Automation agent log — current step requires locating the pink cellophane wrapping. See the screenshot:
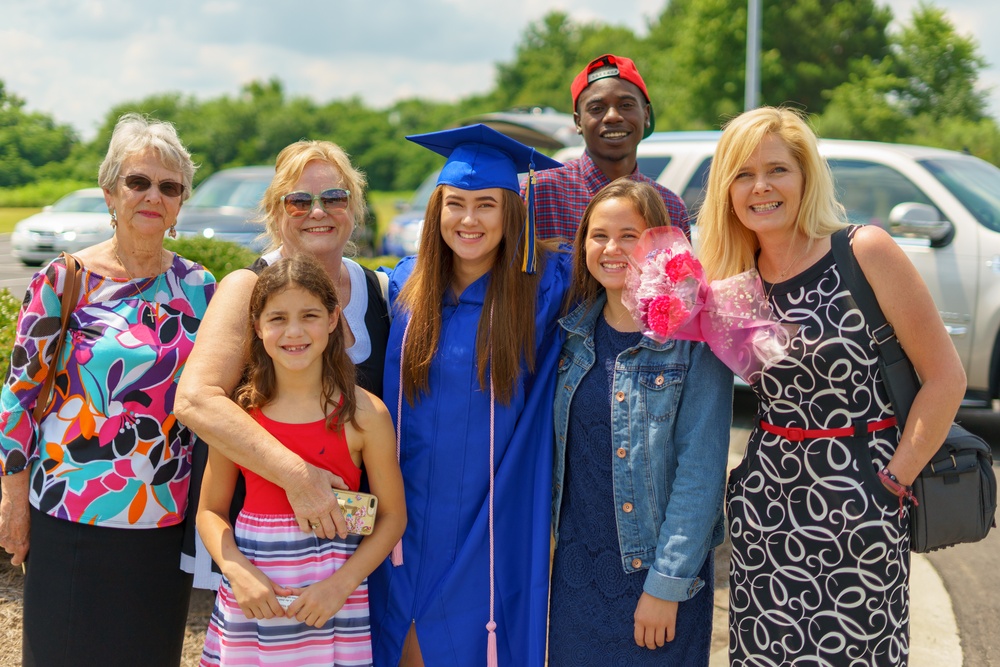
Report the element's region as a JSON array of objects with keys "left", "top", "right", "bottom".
[{"left": 622, "top": 226, "right": 794, "bottom": 382}]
